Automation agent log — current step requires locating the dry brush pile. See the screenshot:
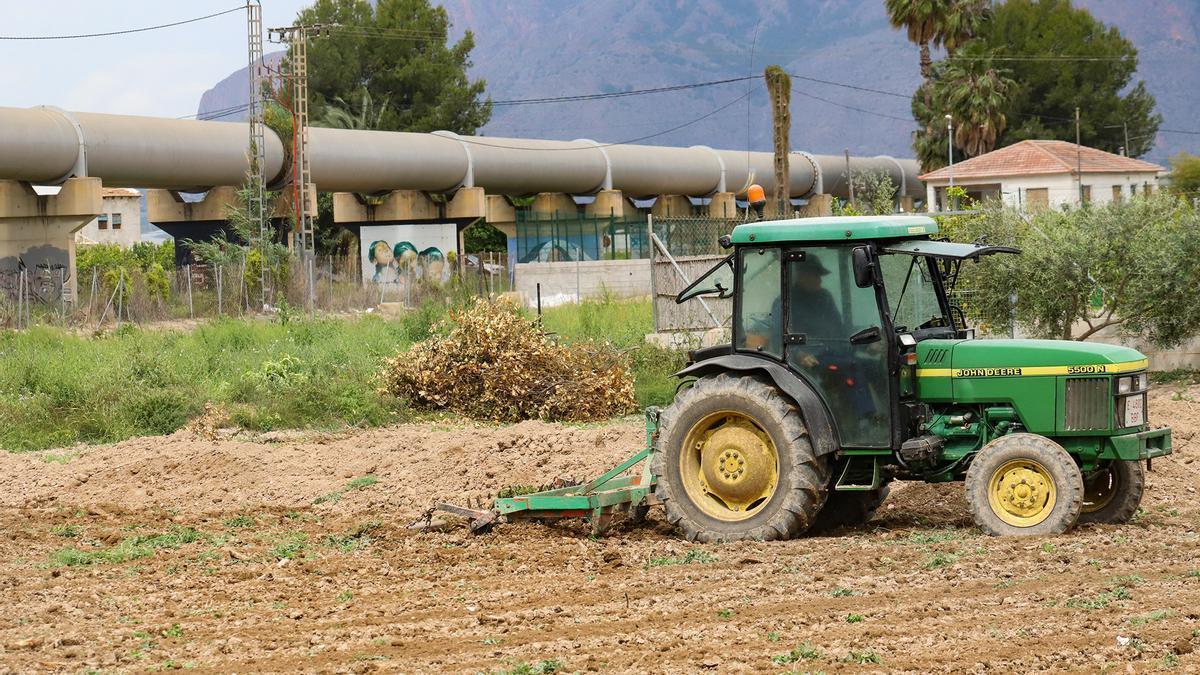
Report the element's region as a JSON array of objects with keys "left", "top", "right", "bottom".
[{"left": 378, "top": 298, "right": 637, "bottom": 422}]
